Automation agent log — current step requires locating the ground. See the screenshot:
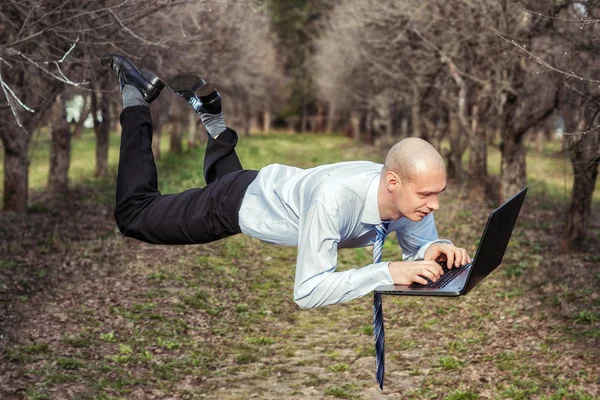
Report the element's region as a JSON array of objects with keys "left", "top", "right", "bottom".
[{"left": 0, "top": 133, "right": 599, "bottom": 400}]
